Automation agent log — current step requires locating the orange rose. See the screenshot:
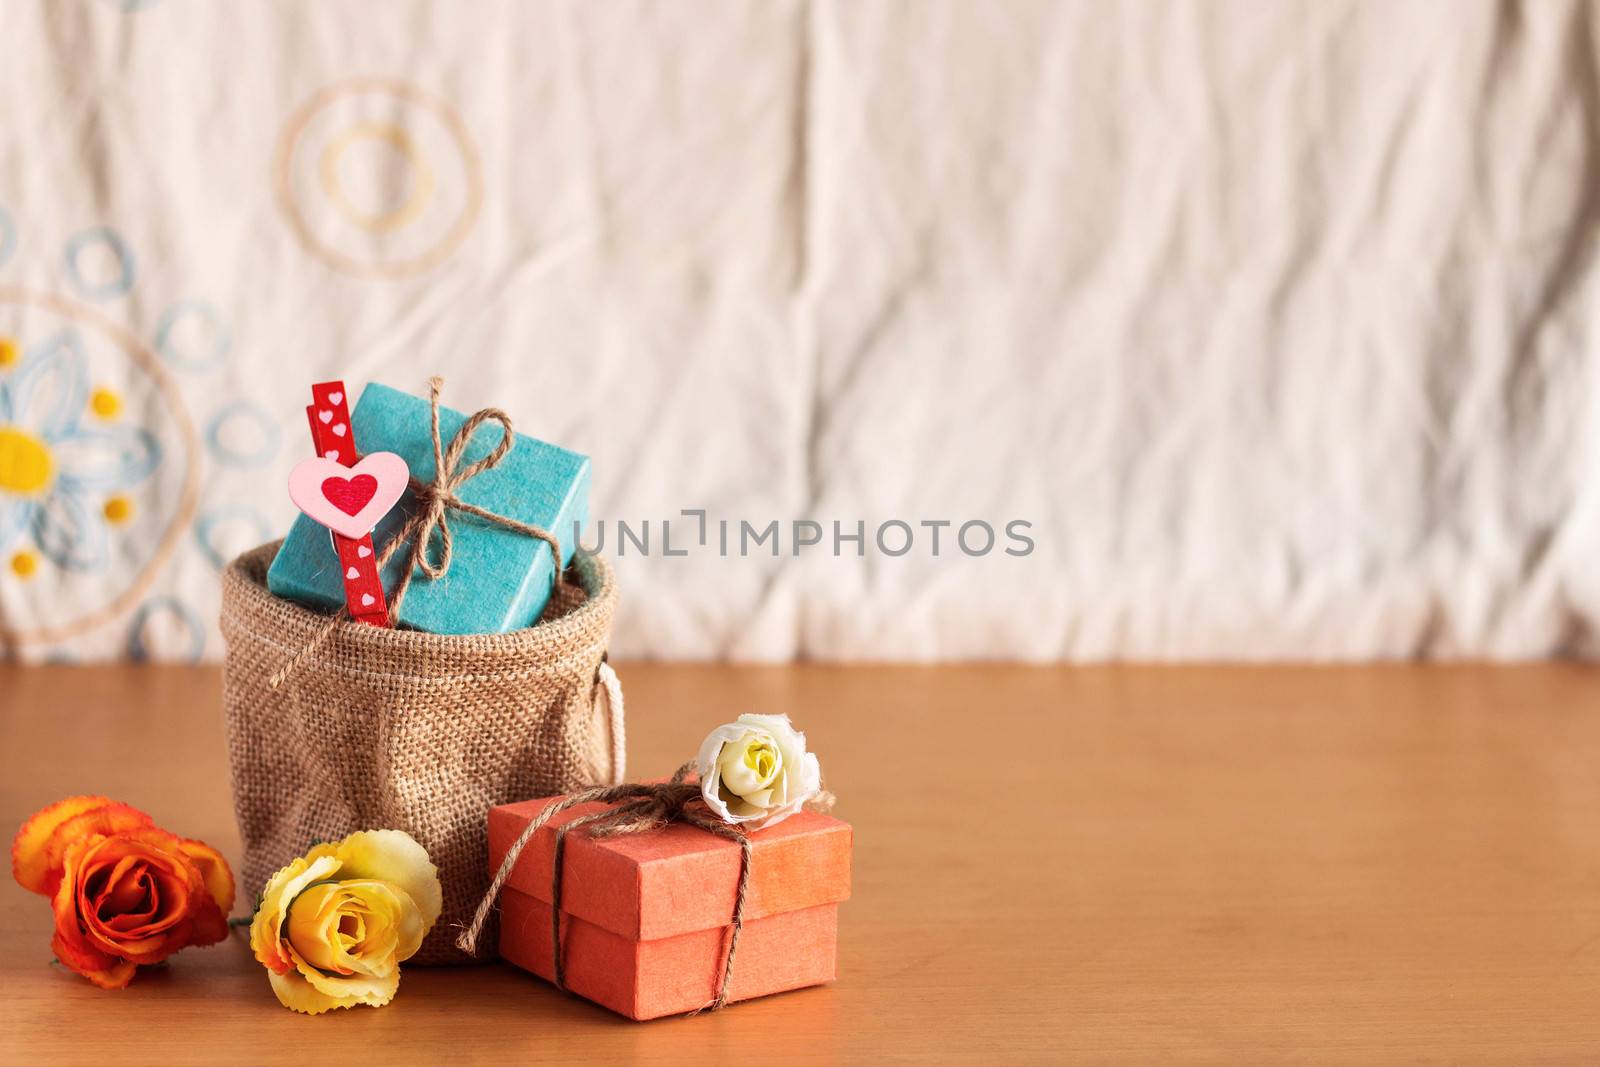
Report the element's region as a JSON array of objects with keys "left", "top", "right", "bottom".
[{"left": 11, "top": 796, "right": 234, "bottom": 989}]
